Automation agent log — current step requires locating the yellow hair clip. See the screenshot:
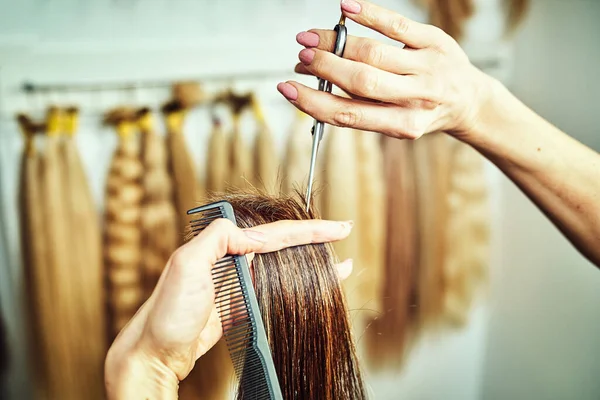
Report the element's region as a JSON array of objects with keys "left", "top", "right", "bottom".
[
  {"left": 116, "top": 120, "right": 135, "bottom": 139},
  {"left": 64, "top": 107, "right": 79, "bottom": 137},
  {"left": 166, "top": 110, "right": 185, "bottom": 133},
  {"left": 138, "top": 111, "right": 154, "bottom": 133}
]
